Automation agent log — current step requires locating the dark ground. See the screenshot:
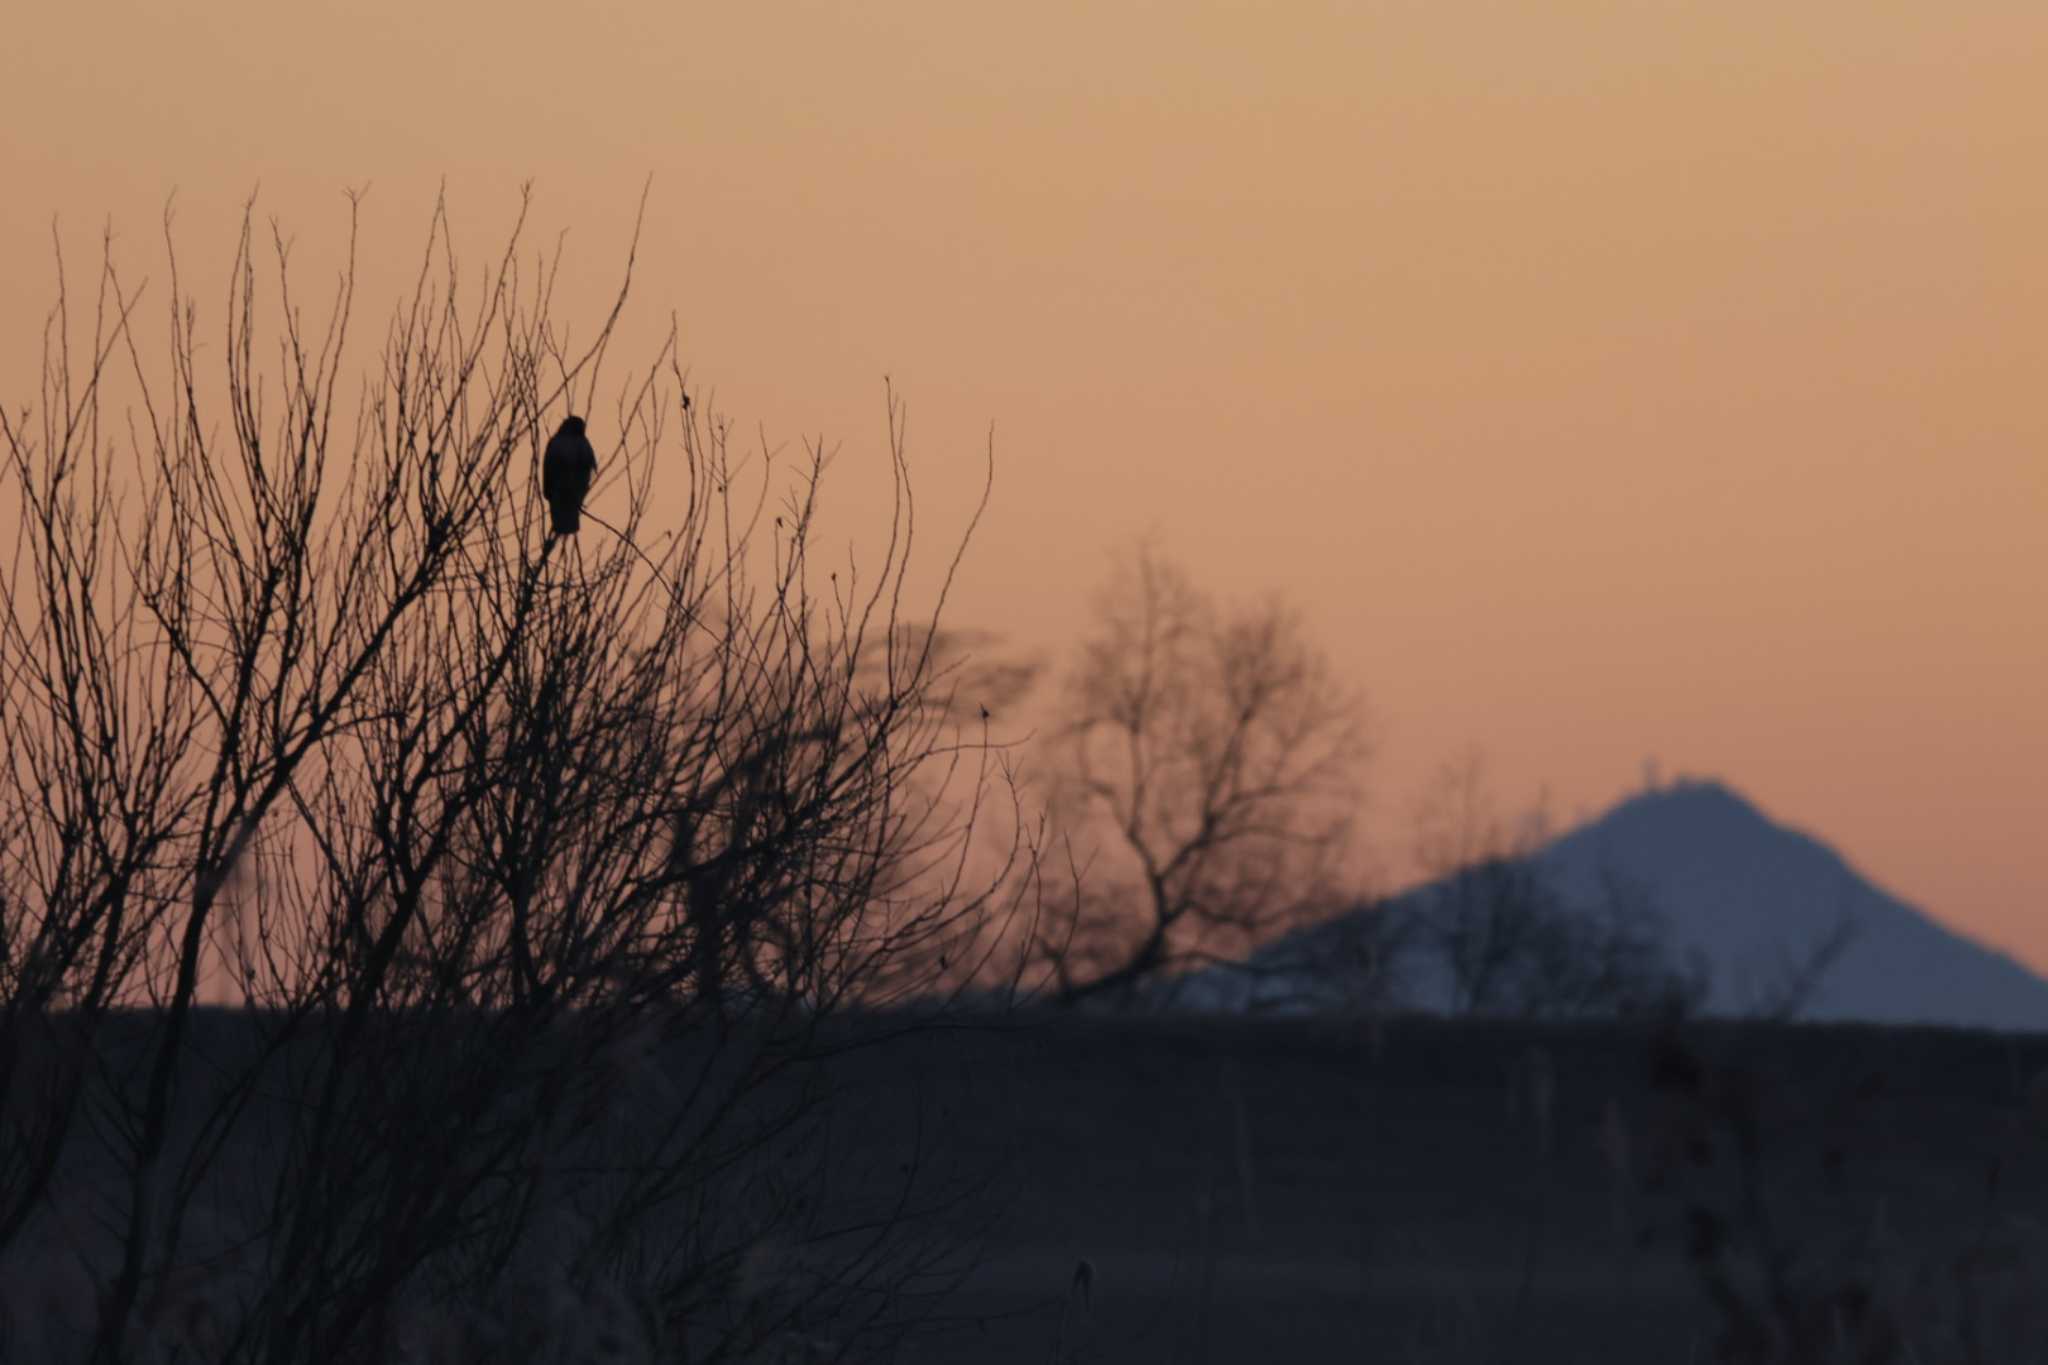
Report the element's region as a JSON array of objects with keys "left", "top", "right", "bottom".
[
  {"left": 21, "top": 1011, "right": 2048, "bottom": 1362},
  {"left": 826, "top": 1013, "right": 2048, "bottom": 1363}
]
